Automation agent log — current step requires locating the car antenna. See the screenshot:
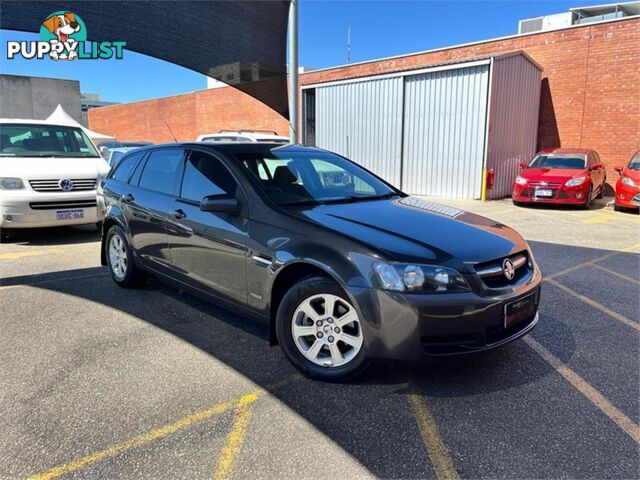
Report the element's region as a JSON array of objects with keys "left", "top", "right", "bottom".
[{"left": 164, "top": 120, "right": 178, "bottom": 142}]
